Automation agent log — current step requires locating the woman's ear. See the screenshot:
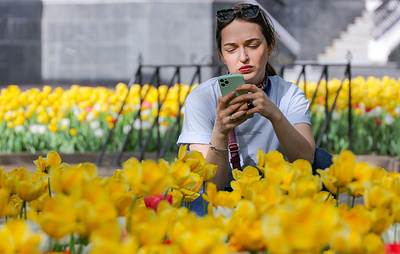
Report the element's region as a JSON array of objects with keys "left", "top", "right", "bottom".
[
  {"left": 267, "top": 41, "right": 275, "bottom": 58},
  {"left": 218, "top": 50, "right": 226, "bottom": 64}
]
